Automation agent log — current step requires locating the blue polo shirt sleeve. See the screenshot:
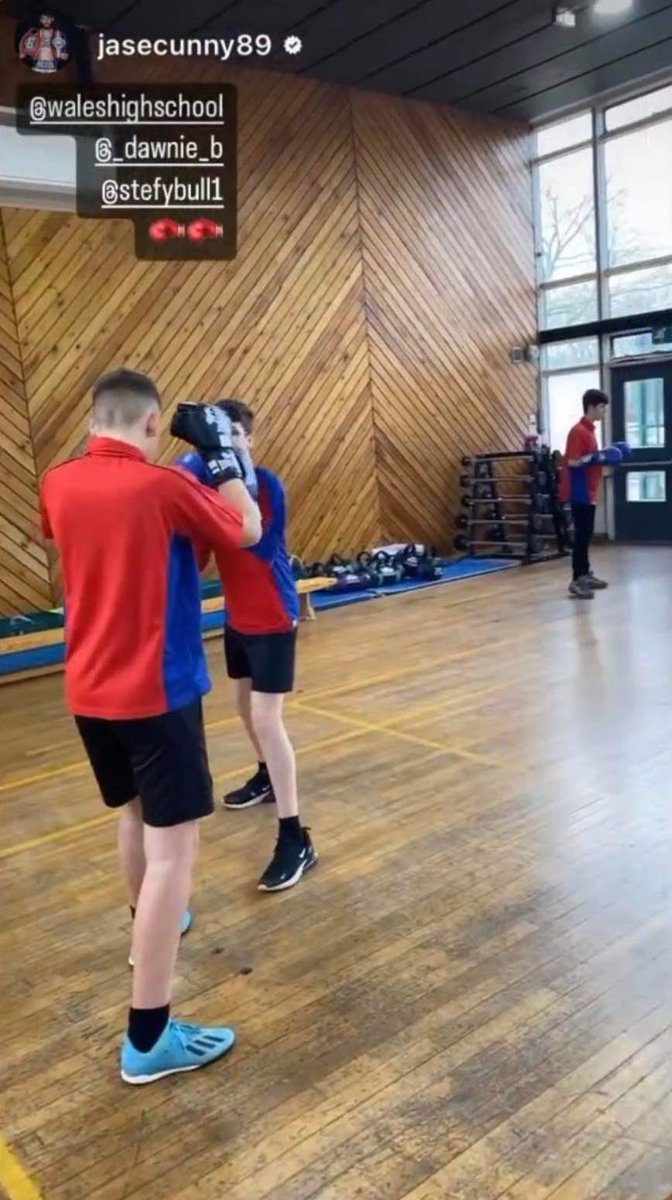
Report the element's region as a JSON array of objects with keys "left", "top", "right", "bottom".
[
  {"left": 175, "top": 451, "right": 216, "bottom": 488},
  {"left": 250, "top": 468, "right": 286, "bottom": 563},
  {"left": 174, "top": 452, "right": 218, "bottom": 570}
]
